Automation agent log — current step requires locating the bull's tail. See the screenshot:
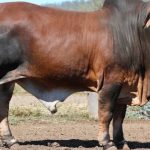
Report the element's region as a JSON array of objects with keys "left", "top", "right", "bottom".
[{"left": 0, "top": 69, "right": 26, "bottom": 85}]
